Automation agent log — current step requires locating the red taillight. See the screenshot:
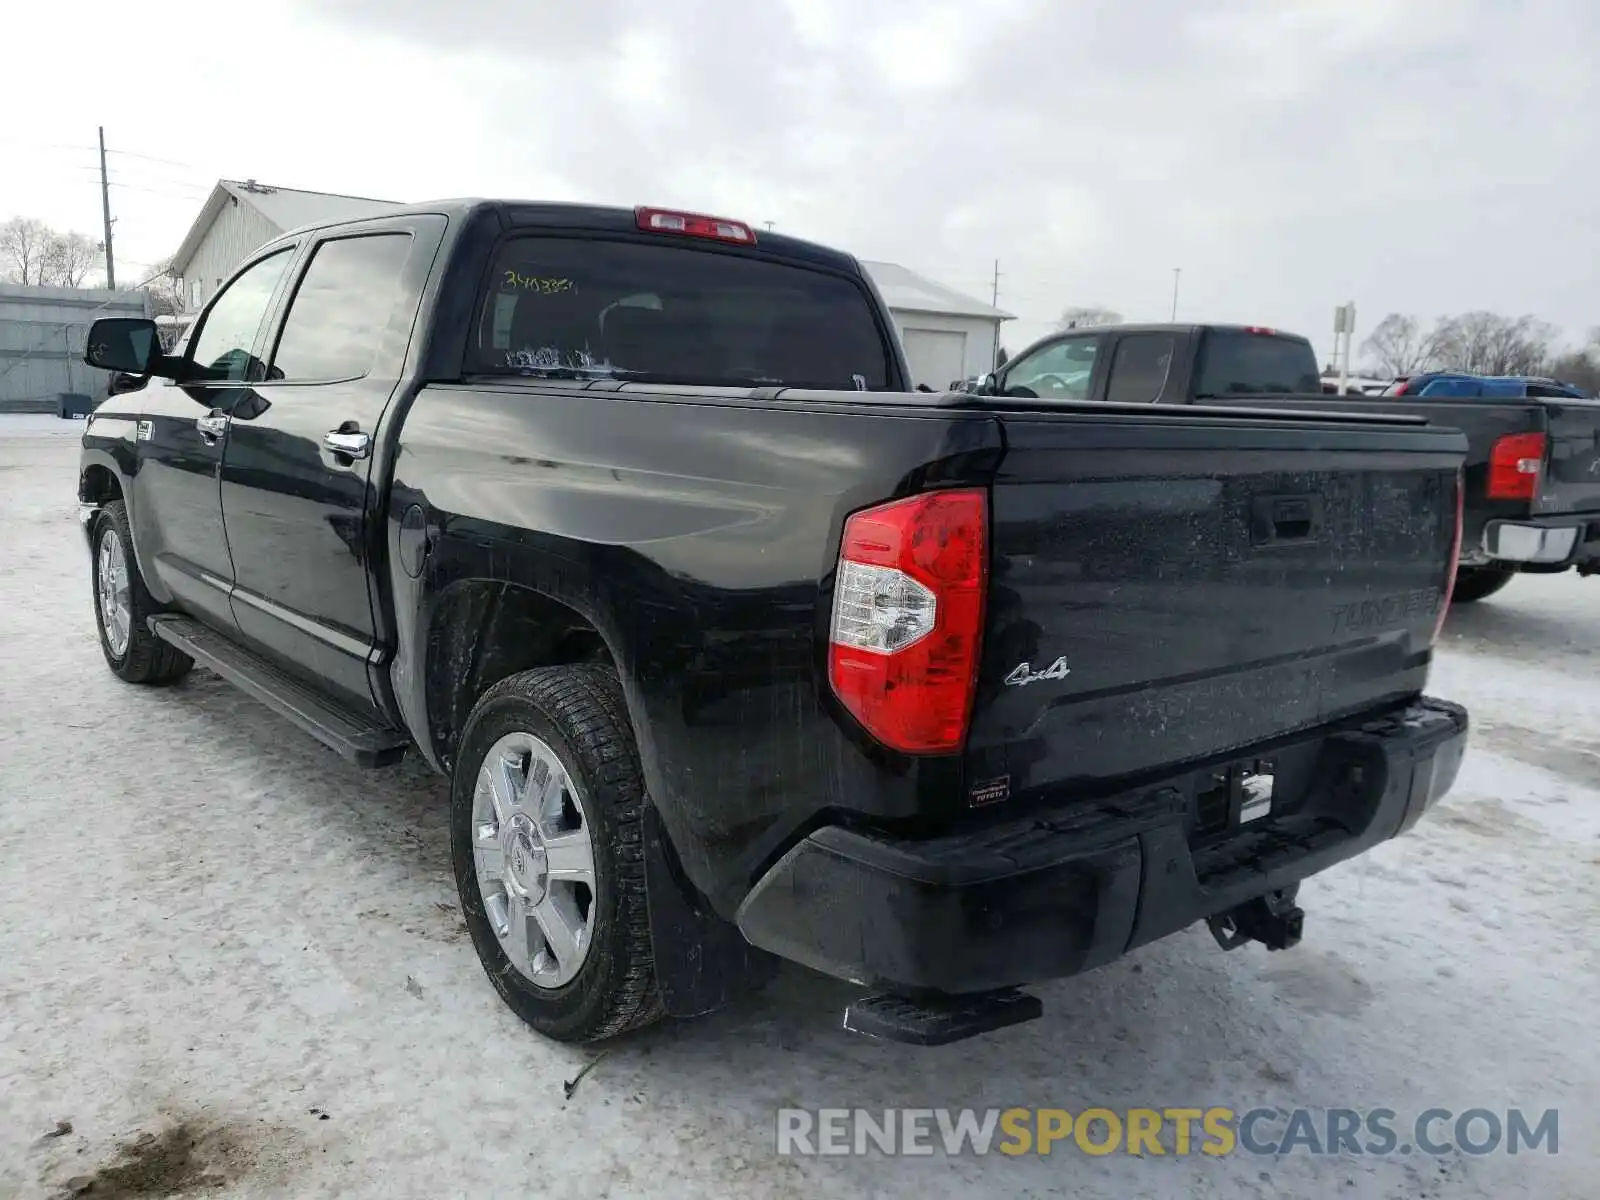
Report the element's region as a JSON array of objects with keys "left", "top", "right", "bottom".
[
  {"left": 828, "top": 489, "right": 987, "bottom": 754},
  {"left": 1486, "top": 432, "right": 1546, "bottom": 500},
  {"left": 1391, "top": 379, "right": 1412, "bottom": 395},
  {"left": 635, "top": 206, "right": 756, "bottom": 245},
  {"left": 1434, "top": 469, "right": 1464, "bottom": 644},
  {"left": 1243, "top": 326, "right": 1278, "bottom": 335}
]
